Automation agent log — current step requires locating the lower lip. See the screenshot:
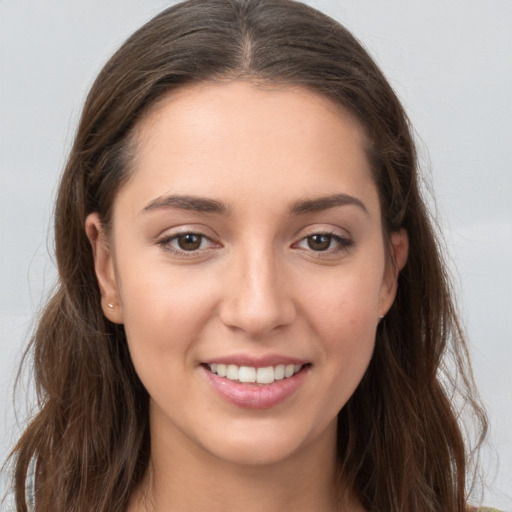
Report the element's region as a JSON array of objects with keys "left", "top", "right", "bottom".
[{"left": 202, "top": 366, "right": 309, "bottom": 410}]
